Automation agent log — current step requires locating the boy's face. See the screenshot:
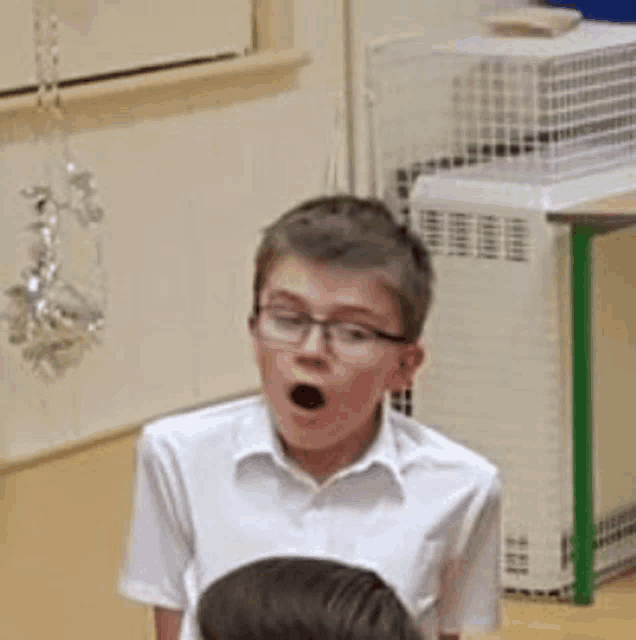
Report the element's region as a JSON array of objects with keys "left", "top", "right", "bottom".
[{"left": 250, "top": 253, "right": 424, "bottom": 455}]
